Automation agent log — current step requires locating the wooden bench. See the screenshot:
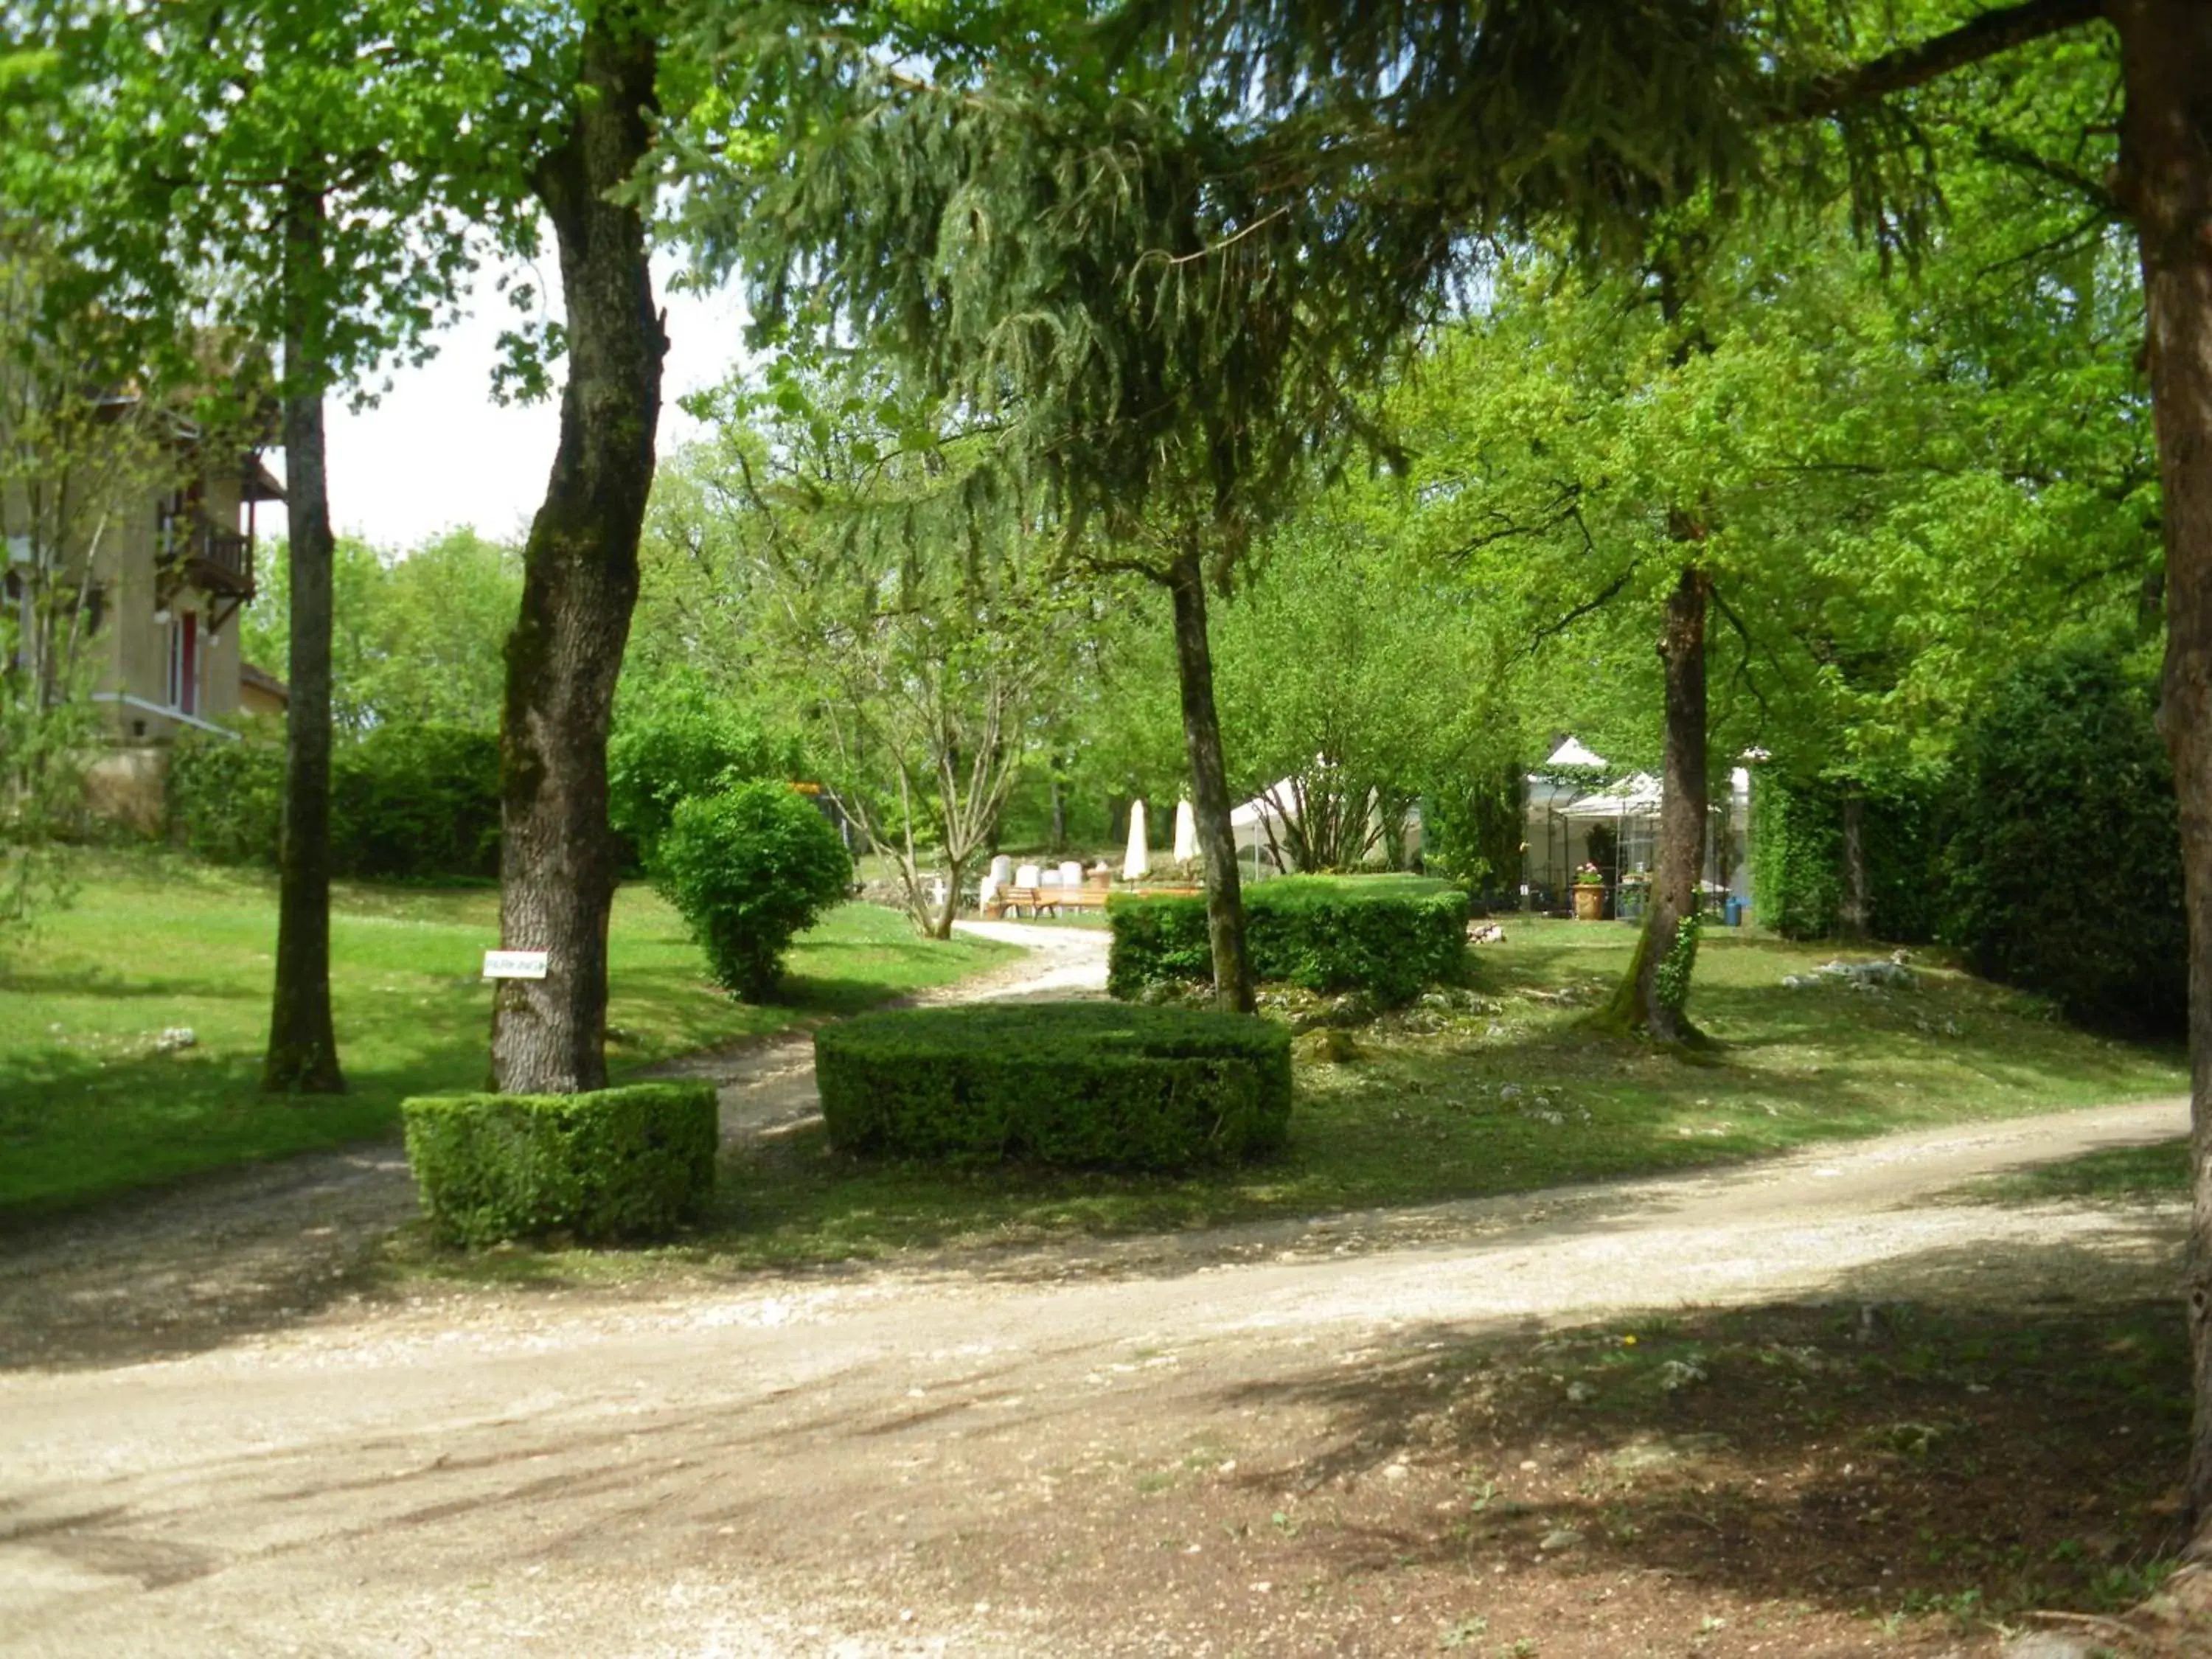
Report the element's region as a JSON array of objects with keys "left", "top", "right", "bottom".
[{"left": 986, "top": 880, "right": 1113, "bottom": 919}]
